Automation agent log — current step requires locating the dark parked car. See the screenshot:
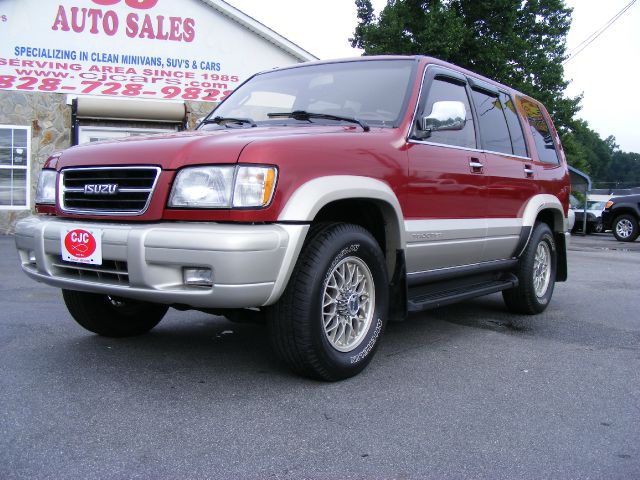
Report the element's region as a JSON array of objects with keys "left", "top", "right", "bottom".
[
  {"left": 602, "top": 194, "right": 640, "bottom": 242},
  {"left": 572, "top": 200, "right": 607, "bottom": 233}
]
